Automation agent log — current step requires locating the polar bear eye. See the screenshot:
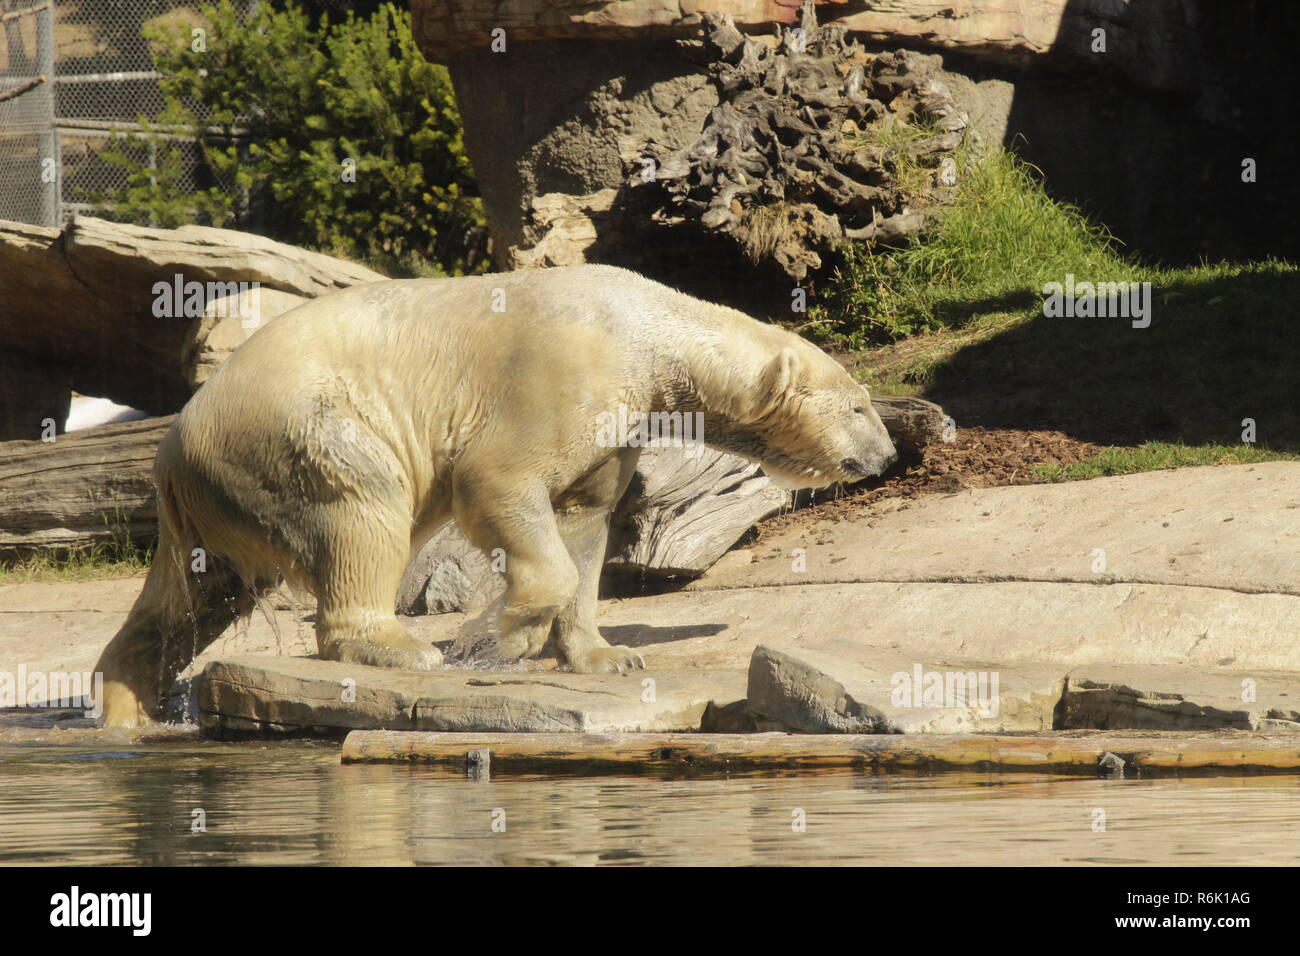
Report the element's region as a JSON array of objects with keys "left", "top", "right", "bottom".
[{"left": 852, "top": 406, "right": 866, "bottom": 415}]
